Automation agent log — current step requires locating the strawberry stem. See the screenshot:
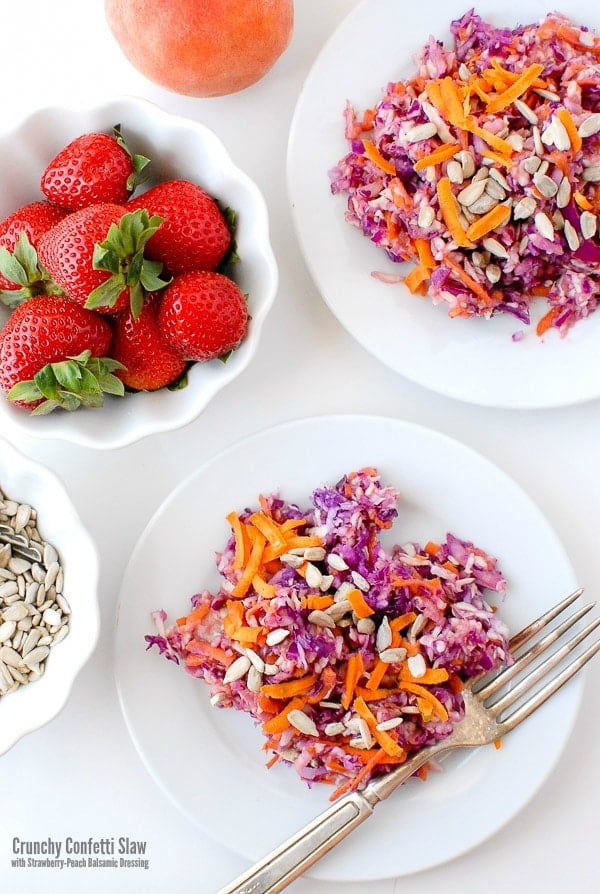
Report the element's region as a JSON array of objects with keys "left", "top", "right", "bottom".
[
  {"left": 0, "top": 231, "right": 65, "bottom": 307},
  {"left": 86, "top": 209, "right": 171, "bottom": 319},
  {"left": 7, "top": 349, "right": 126, "bottom": 414},
  {"left": 112, "top": 124, "right": 151, "bottom": 193}
]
